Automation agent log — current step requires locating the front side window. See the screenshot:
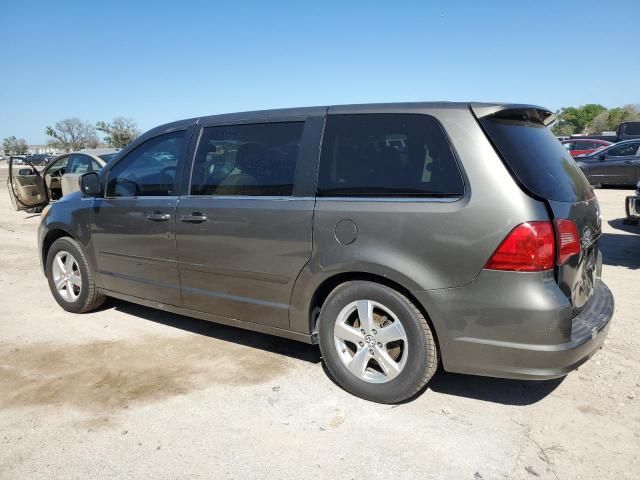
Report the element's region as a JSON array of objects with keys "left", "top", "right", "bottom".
[
  {"left": 106, "top": 131, "right": 185, "bottom": 197},
  {"left": 607, "top": 143, "right": 639, "bottom": 157},
  {"left": 67, "top": 154, "right": 100, "bottom": 174},
  {"left": 190, "top": 122, "right": 304, "bottom": 196},
  {"left": 317, "top": 114, "right": 464, "bottom": 197},
  {"left": 47, "top": 156, "right": 69, "bottom": 175}
]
